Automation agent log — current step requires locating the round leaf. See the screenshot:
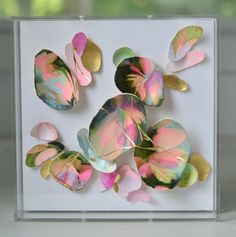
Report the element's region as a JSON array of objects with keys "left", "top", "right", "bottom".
[
  {"left": 115, "top": 57, "right": 164, "bottom": 106},
  {"left": 89, "top": 94, "right": 147, "bottom": 161},
  {"left": 134, "top": 119, "right": 190, "bottom": 190}
]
